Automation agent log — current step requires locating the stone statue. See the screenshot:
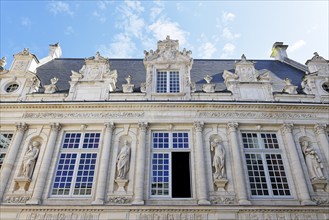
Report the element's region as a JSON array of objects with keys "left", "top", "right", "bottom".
[
  {"left": 211, "top": 138, "right": 225, "bottom": 179},
  {"left": 116, "top": 140, "right": 131, "bottom": 179},
  {"left": 22, "top": 141, "right": 40, "bottom": 179},
  {"left": 301, "top": 140, "right": 326, "bottom": 181}
]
